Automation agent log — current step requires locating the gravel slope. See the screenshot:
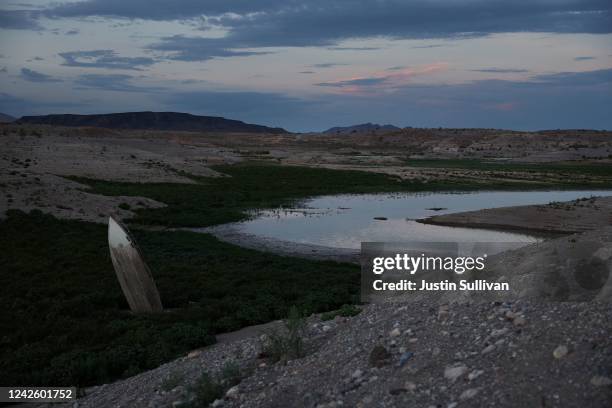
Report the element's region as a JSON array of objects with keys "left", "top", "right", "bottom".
[{"left": 56, "top": 228, "right": 612, "bottom": 408}]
